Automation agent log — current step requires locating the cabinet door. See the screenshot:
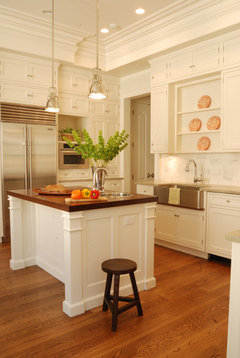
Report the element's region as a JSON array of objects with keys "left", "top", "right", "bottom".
[
  {"left": 176, "top": 208, "right": 204, "bottom": 251},
  {"left": 27, "top": 88, "right": 49, "bottom": 106},
  {"left": 206, "top": 206, "right": 237, "bottom": 259},
  {"left": 92, "top": 118, "right": 119, "bottom": 142},
  {"left": 151, "top": 61, "right": 168, "bottom": 86},
  {"left": 222, "top": 68, "right": 240, "bottom": 151},
  {"left": 223, "top": 36, "right": 240, "bottom": 68},
  {"left": 0, "top": 57, "right": 27, "bottom": 82},
  {"left": 103, "top": 78, "right": 119, "bottom": 99},
  {"left": 59, "top": 93, "right": 89, "bottom": 115},
  {"left": 168, "top": 52, "right": 192, "bottom": 80},
  {"left": 28, "top": 62, "right": 53, "bottom": 87},
  {"left": 59, "top": 70, "right": 89, "bottom": 94},
  {"left": 155, "top": 205, "right": 176, "bottom": 242},
  {"left": 192, "top": 43, "right": 220, "bottom": 74},
  {"left": 0, "top": 82, "right": 28, "bottom": 103},
  {"left": 151, "top": 85, "right": 168, "bottom": 153}
]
